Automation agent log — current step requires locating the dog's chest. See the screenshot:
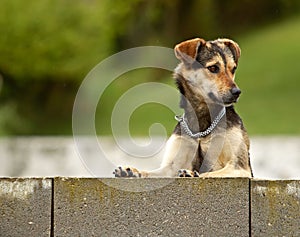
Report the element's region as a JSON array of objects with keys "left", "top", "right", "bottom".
[
  {"left": 197, "top": 133, "right": 229, "bottom": 171},
  {"left": 198, "top": 136, "right": 211, "bottom": 154}
]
